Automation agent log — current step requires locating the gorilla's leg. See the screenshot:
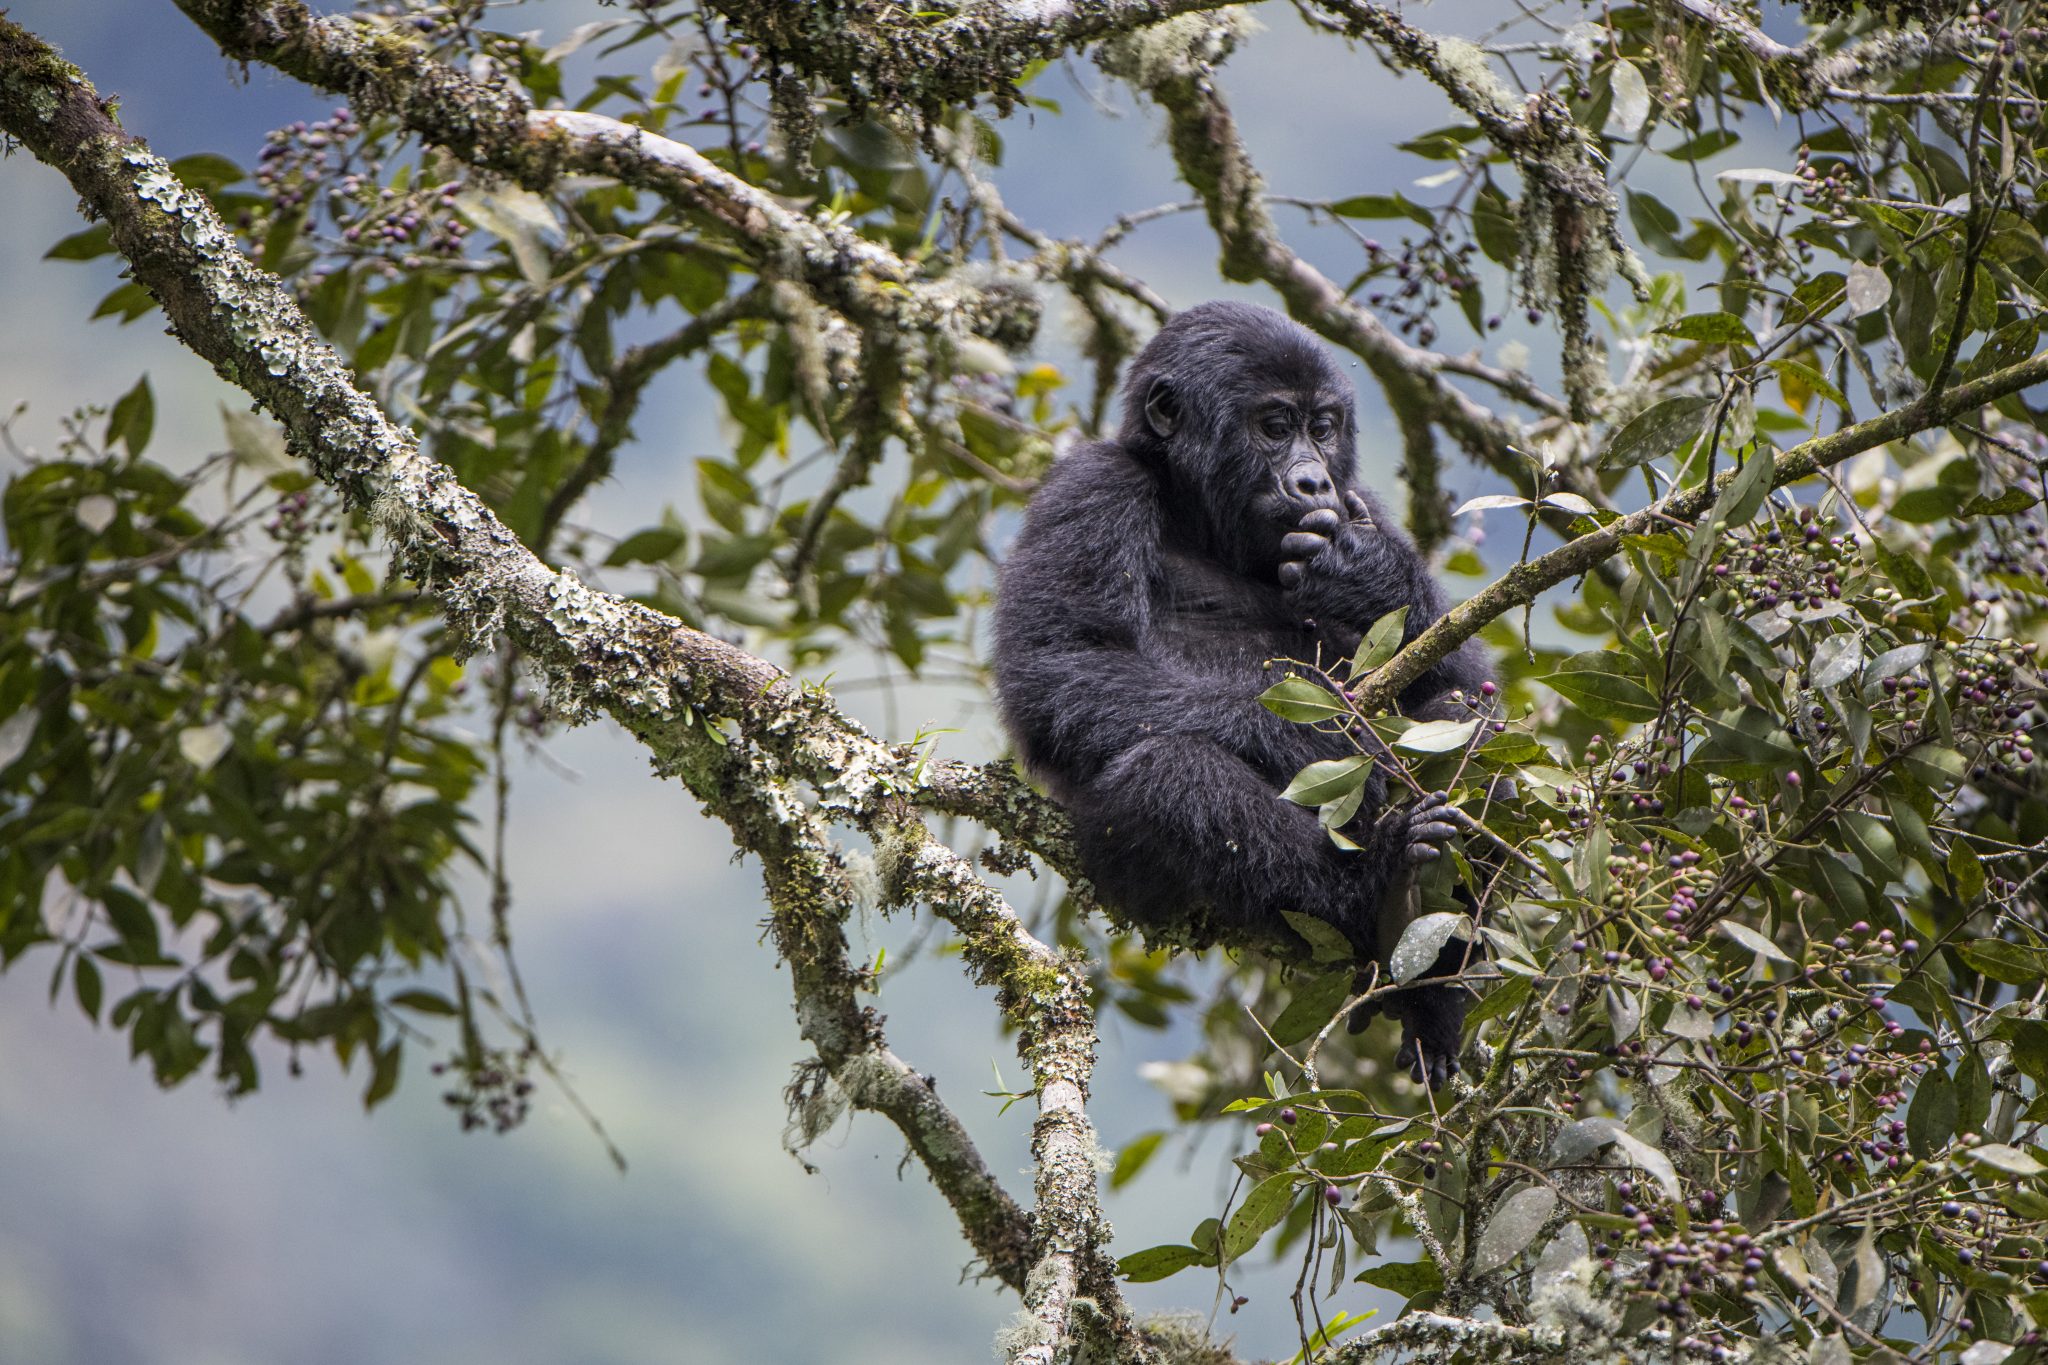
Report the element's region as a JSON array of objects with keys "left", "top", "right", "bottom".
[
  {"left": 1077, "top": 741, "right": 1470, "bottom": 1087},
  {"left": 1070, "top": 737, "right": 1378, "bottom": 945},
  {"left": 1346, "top": 791, "right": 1472, "bottom": 1090}
]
